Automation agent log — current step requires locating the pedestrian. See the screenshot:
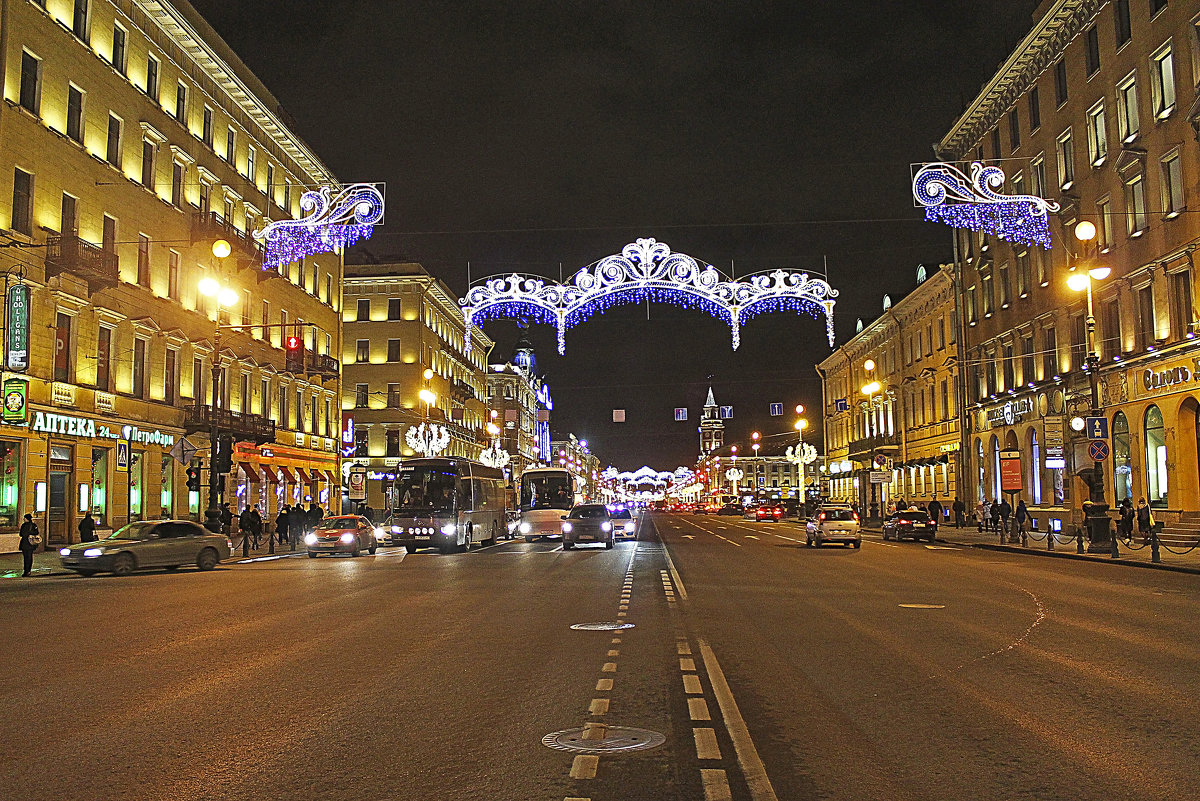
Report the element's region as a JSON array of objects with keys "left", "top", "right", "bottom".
[
  {"left": 220, "top": 503, "right": 233, "bottom": 536},
  {"left": 307, "top": 500, "right": 323, "bottom": 531},
  {"left": 289, "top": 502, "right": 308, "bottom": 542},
  {"left": 1136, "top": 498, "right": 1154, "bottom": 545},
  {"left": 976, "top": 500, "right": 987, "bottom": 531},
  {"left": 953, "top": 498, "right": 966, "bottom": 528},
  {"left": 275, "top": 506, "right": 290, "bottom": 544},
  {"left": 990, "top": 500, "right": 1002, "bottom": 533},
  {"left": 927, "top": 497, "right": 943, "bottom": 527},
  {"left": 18, "top": 514, "right": 40, "bottom": 577},
  {"left": 998, "top": 497, "right": 1012, "bottom": 537},
  {"left": 78, "top": 510, "right": 97, "bottom": 543},
  {"left": 1118, "top": 498, "right": 1134, "bottom": 541},
  {"left": 1015, "top": 499, "right": 1028, "bottom": 534},
  {"left": 238, "top": 506, "right": 253, "bottom": 548},
  {"left": 249, "top": 506, "right": 263, "bottom": 547}
]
